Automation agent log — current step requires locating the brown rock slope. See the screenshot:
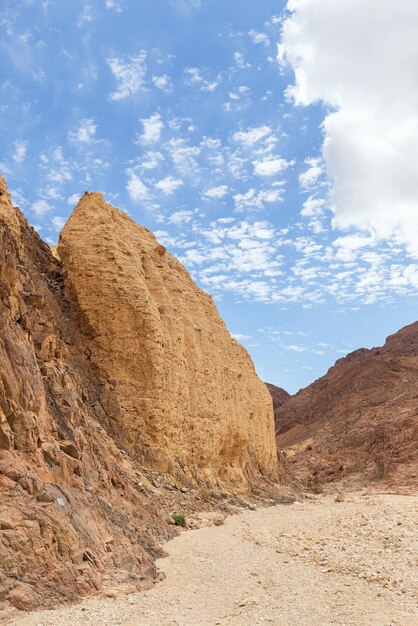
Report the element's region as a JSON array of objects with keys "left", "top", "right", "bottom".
[
  {"left": 265, "top": 383, "right": 290, "bottom": 420},
  {"left": 0, "top": 177, "right": 178, "bottom": 611},
  {"left": 275, "top": 324, "right": 418, "bottom": 491},
  {"left": 0, "top": 178, "right": 287, "bottom": 612},
  {"left": 58, "top": 192, "right": 282, "bottom": 490}
]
